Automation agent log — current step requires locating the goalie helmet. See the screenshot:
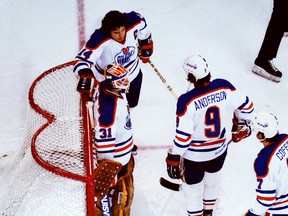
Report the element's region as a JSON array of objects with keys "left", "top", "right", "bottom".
[
  {"left": 183, "top": 54, "right": 210, "bottom": 80},
  {"left": 251, "top": 111, "right": 279, "bottom": 139},
  {"left": 104, "top": 63, "right": 130, "bottom": 90}
]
